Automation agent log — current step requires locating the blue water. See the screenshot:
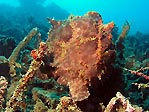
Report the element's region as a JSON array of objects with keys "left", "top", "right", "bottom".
[{"left": 0, "top": 0, "right": 148, "bottom": 34}]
